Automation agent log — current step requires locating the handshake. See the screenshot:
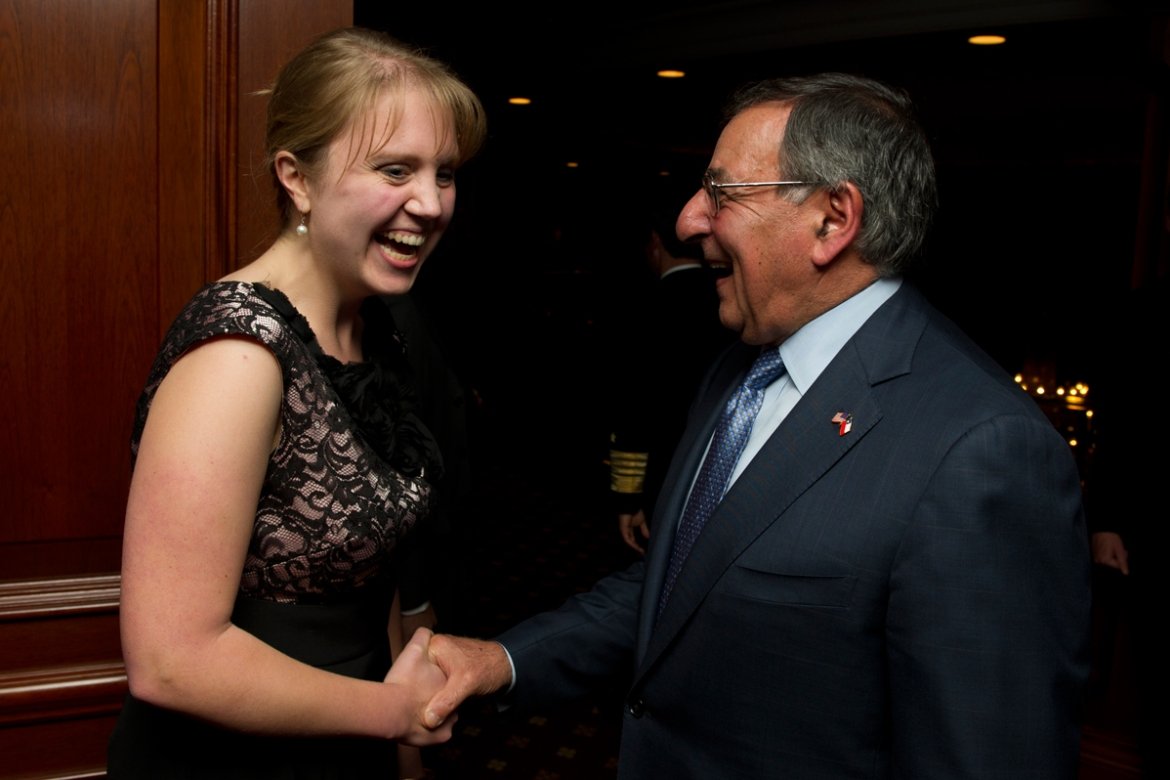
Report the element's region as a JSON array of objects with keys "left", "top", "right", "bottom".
[{"left": 381, "top": 629, "right": 514, "bottom": 746}]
